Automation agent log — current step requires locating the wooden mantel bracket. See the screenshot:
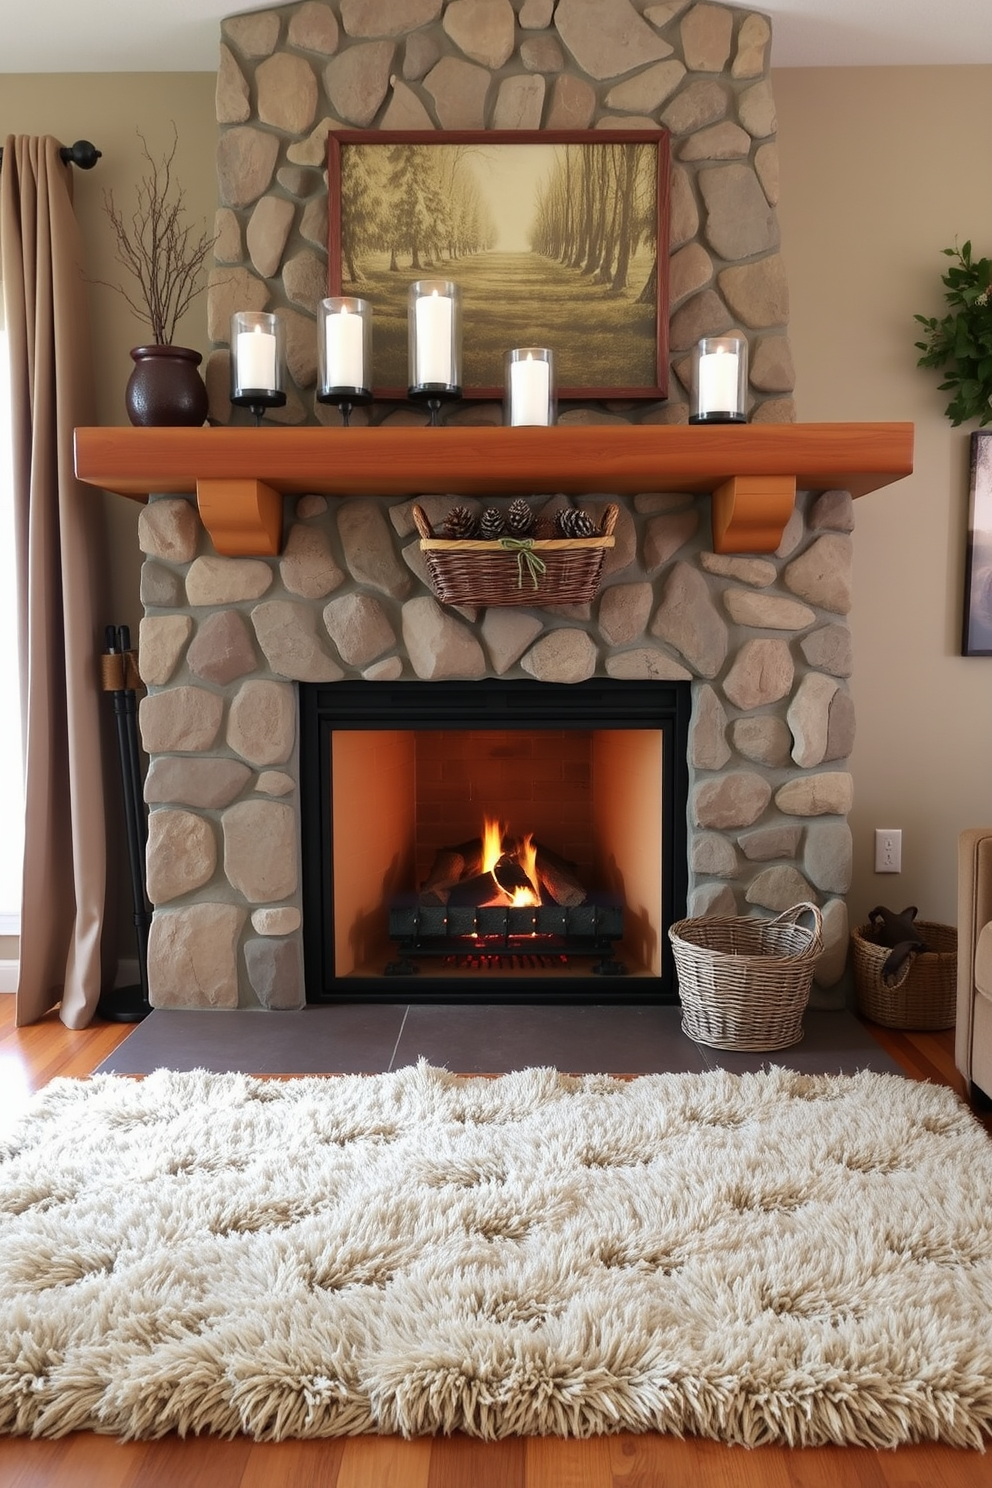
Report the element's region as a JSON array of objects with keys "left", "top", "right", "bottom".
[
  {"left": 196, "top": 478, "right": 282, "bottom": 557},
  {"left": 73, "top": 423, "right": 914, "bottom": 557},
  {"left": 711, "top": 475, "right": 797, "bottom": 553}
]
